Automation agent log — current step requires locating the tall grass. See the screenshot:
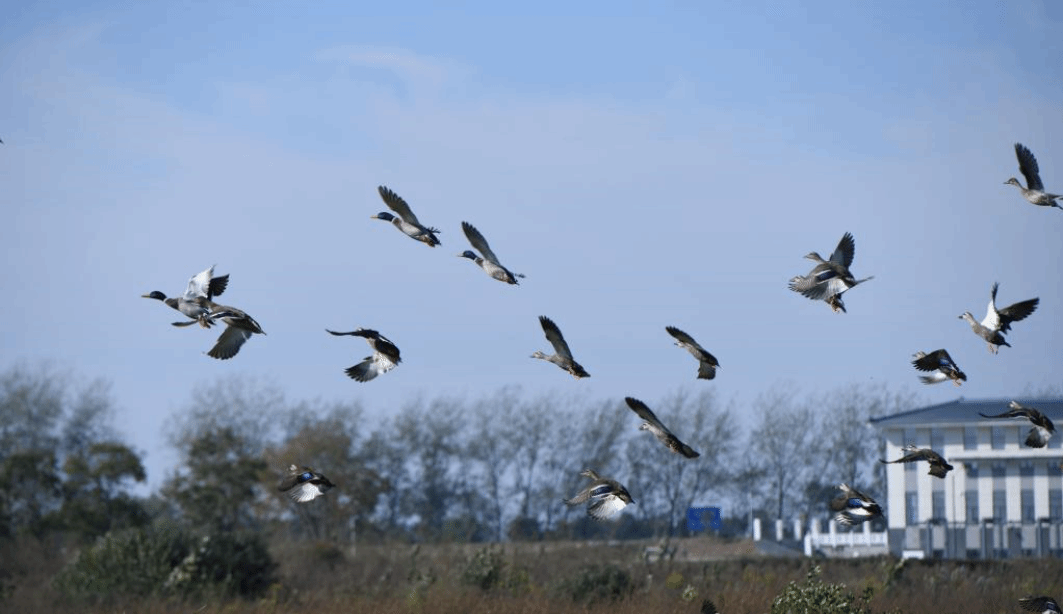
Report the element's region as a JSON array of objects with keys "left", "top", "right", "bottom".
[{"left": 5, "top": 535, "right": 1063, "bottom": 613}]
